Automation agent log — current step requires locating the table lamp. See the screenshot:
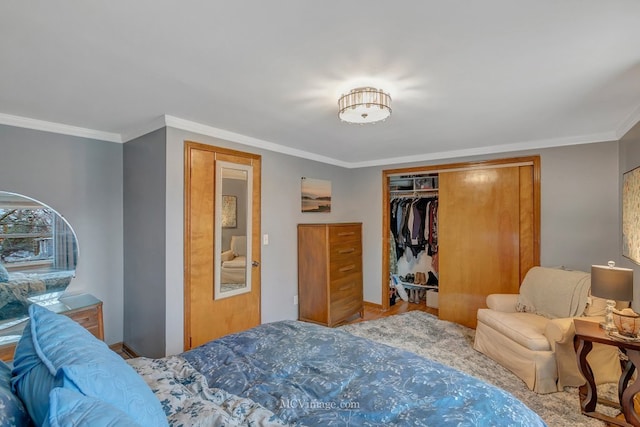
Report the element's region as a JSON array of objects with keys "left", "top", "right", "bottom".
[{"left": 591, "top": 261, "right": 634, "bottom": 332}]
